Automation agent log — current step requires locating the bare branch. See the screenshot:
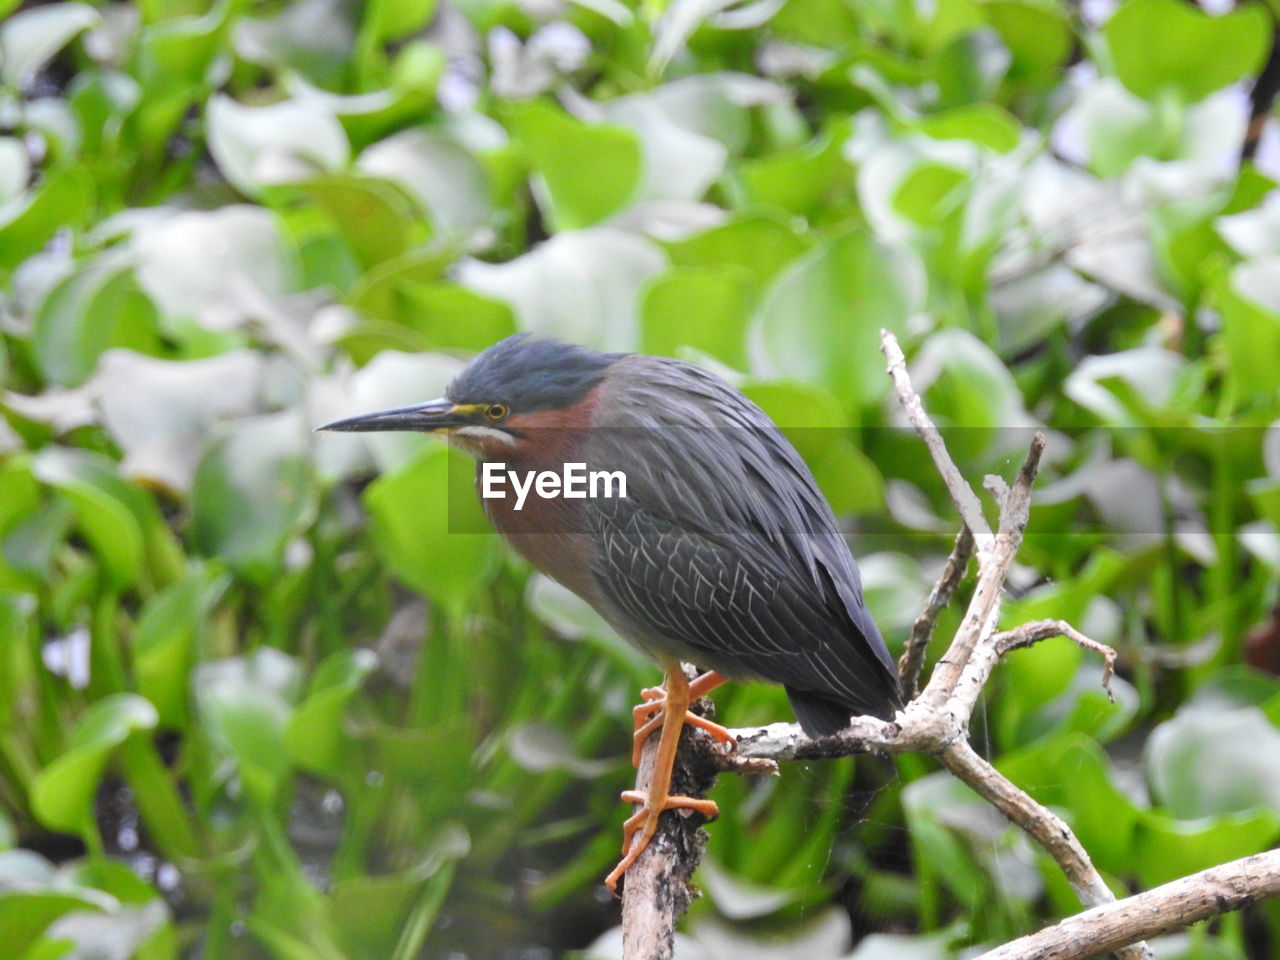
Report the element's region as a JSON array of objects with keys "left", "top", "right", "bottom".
[
  {"left": 936, "top": 740, "right": 1118, "bottom": 911},
  {"left": 972, "top": 849, "right": 1280, "bottom": 960},
  {"left": 620, "top": 711, "right": 717, "bottom": 959},
  {"left": 919, "top": 435, "right": 1044, "bottom": 714},
  {"left": 899, "top": 525, "right": 974, "bottom": 700},
  {"left": 880, "top": 329, "right": 993, "bottom": 542},
  {"left": 995, "top": 619, "right": 1116, "bottom": 699}
]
